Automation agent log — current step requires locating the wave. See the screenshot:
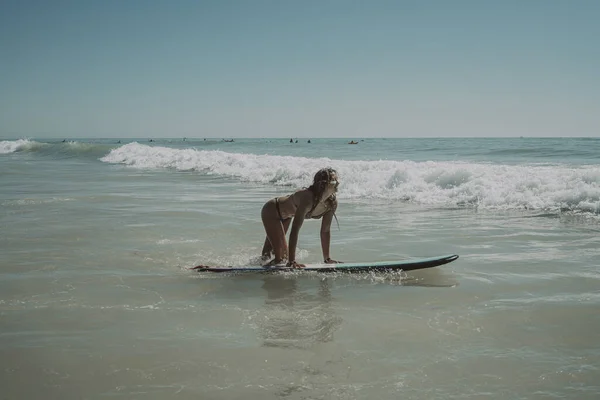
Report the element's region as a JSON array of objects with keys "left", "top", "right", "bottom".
[
  {"left": 485, "top": 147, "right": 600, "bottom": 159},
  {"left": 101, "top": 143, "right": 600, "bottom": 215},
  {"left": 0, "top": 139, "right": 47, "bottom": 154},
  {"left": 0, "top": 139, "right": 113, "bottom": 158}
]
